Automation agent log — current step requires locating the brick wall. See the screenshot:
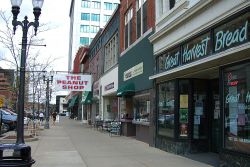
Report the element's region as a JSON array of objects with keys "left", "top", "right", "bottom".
[{"left": 119, "top": 0, "right": 155, "bottom": 53}]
